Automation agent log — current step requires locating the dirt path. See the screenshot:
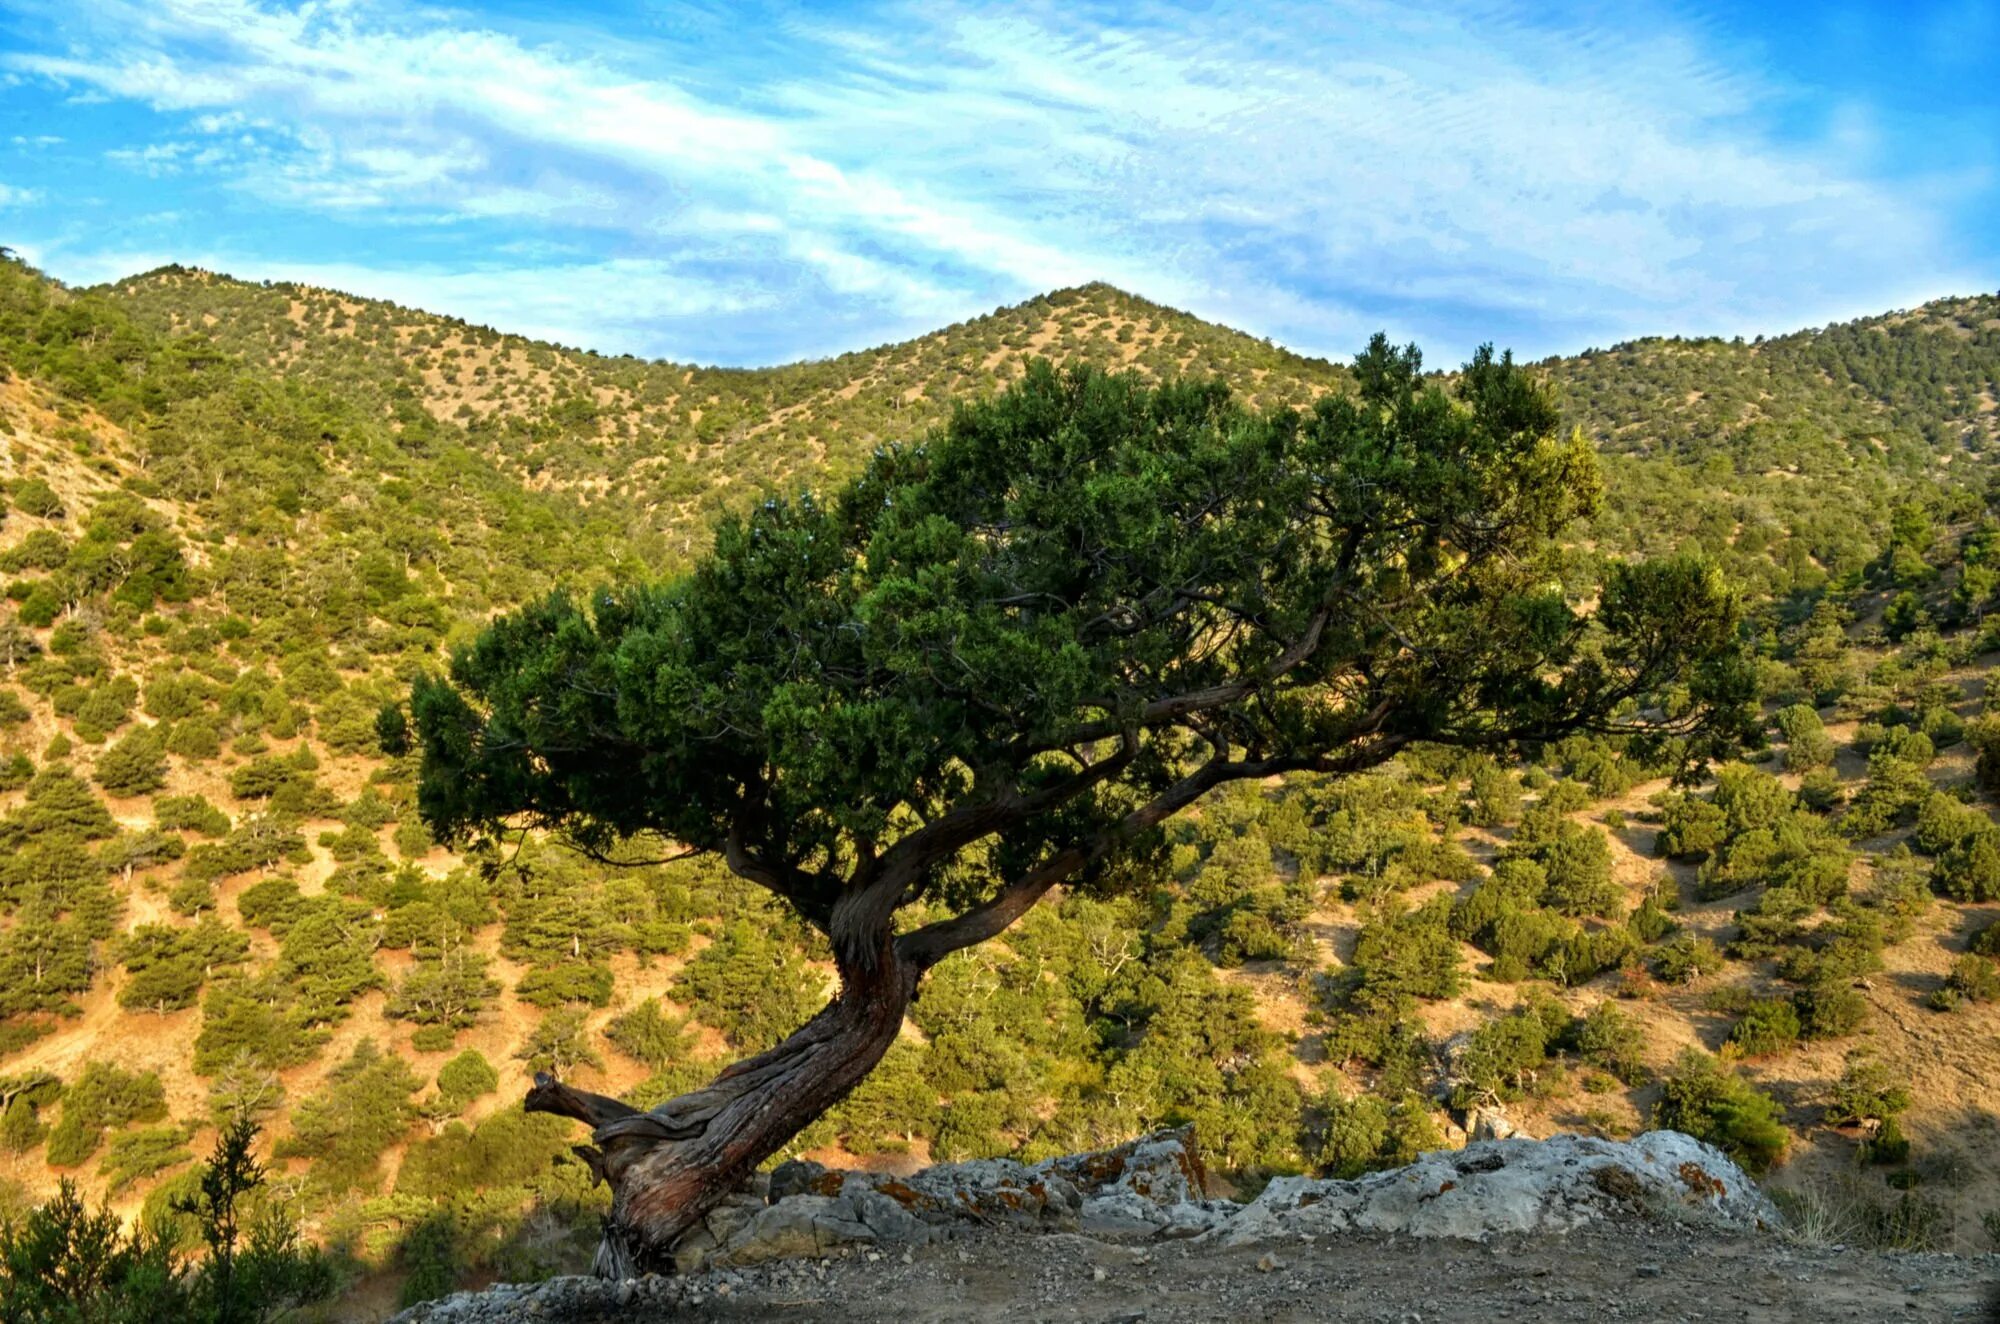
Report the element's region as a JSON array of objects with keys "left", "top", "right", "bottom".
[{"left": 404, "top": 1226, "right": 2000, "bottom": 1323}]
